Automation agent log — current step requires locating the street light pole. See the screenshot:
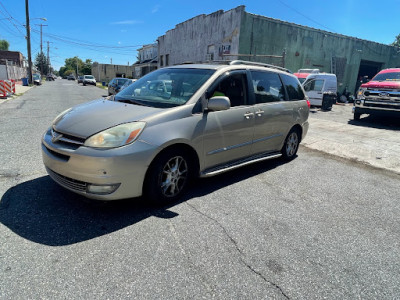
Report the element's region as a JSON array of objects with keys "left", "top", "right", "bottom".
[{"left": 25, "top": 0, "right": 33, "bottom": 84}]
